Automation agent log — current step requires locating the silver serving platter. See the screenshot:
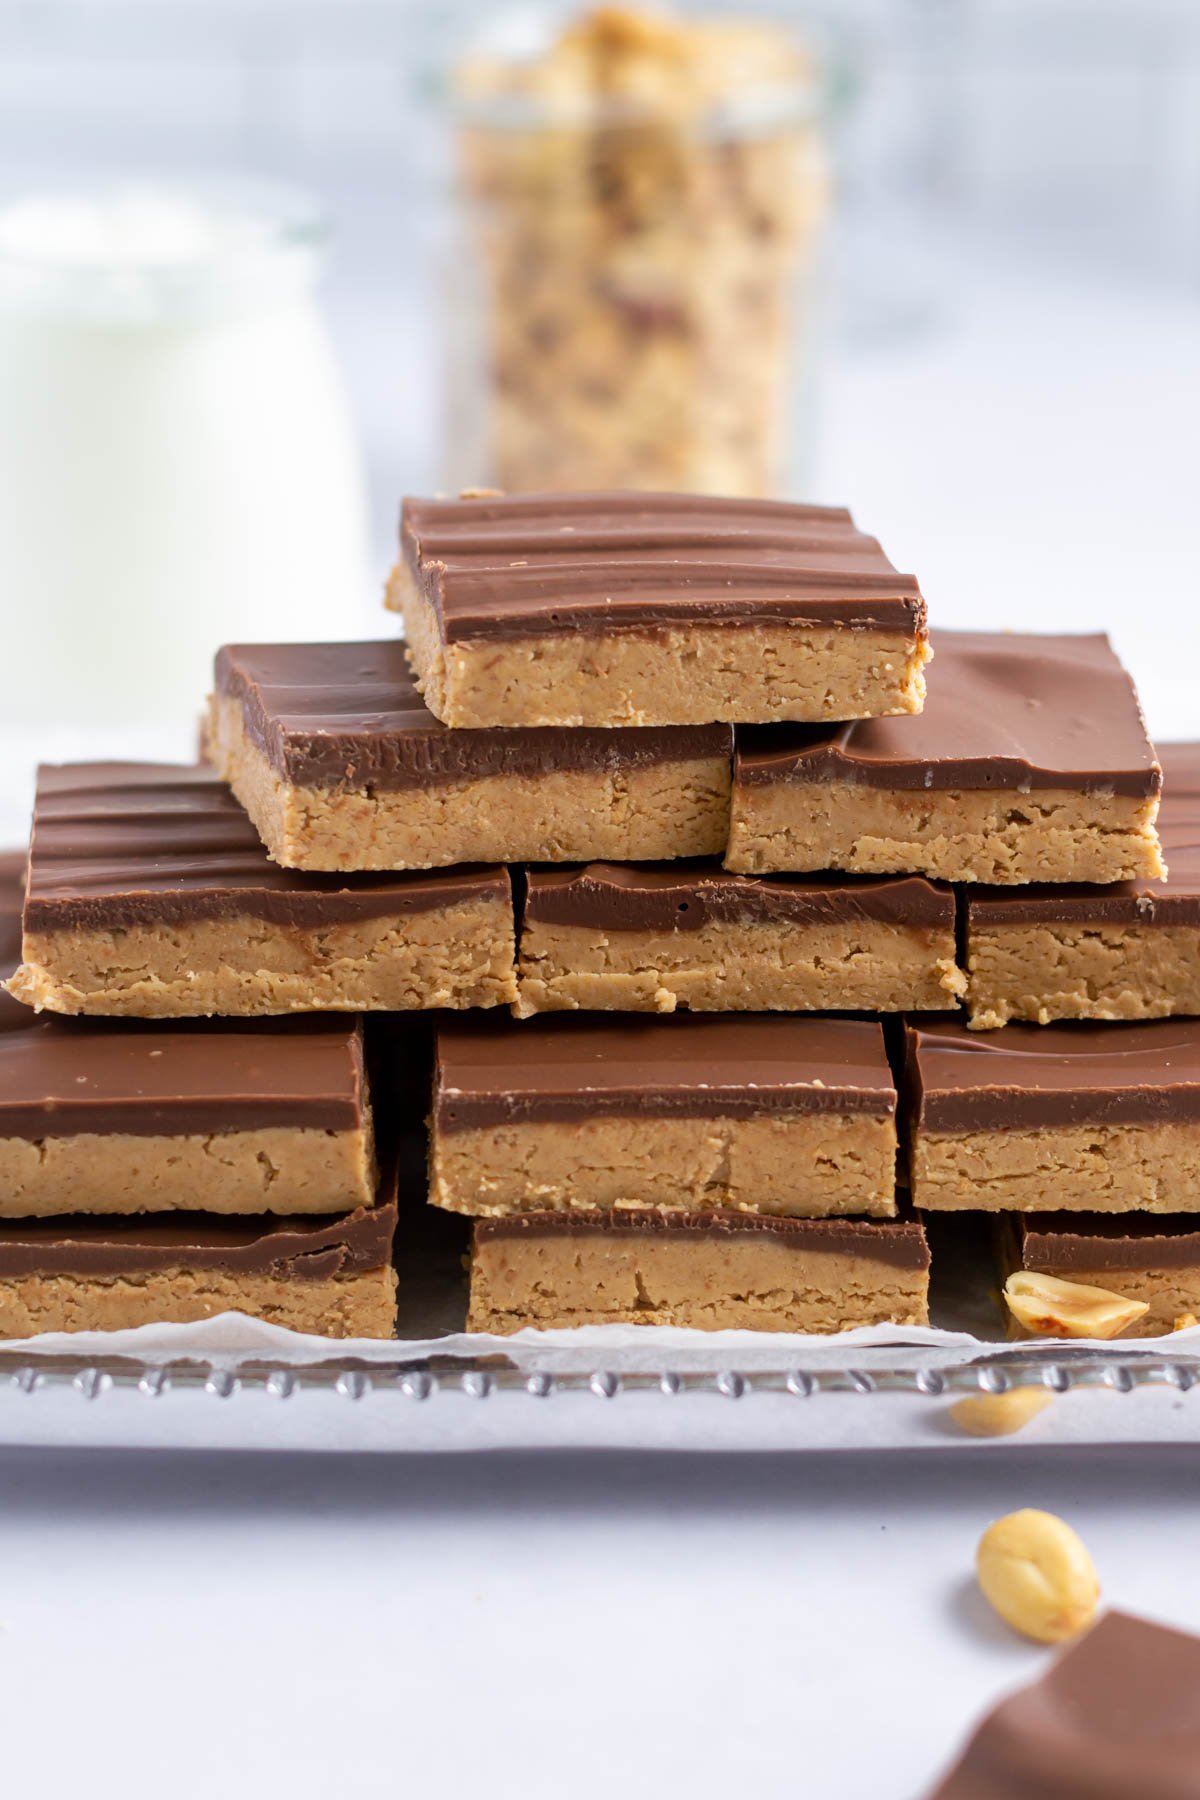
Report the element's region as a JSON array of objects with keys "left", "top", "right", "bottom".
[
  {"left": 1, "top": 1344, "right": 1198, "bottom": 1398},
  {"left": 2, "top": 1344, "right": 1198, "bottom": 1455}
]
